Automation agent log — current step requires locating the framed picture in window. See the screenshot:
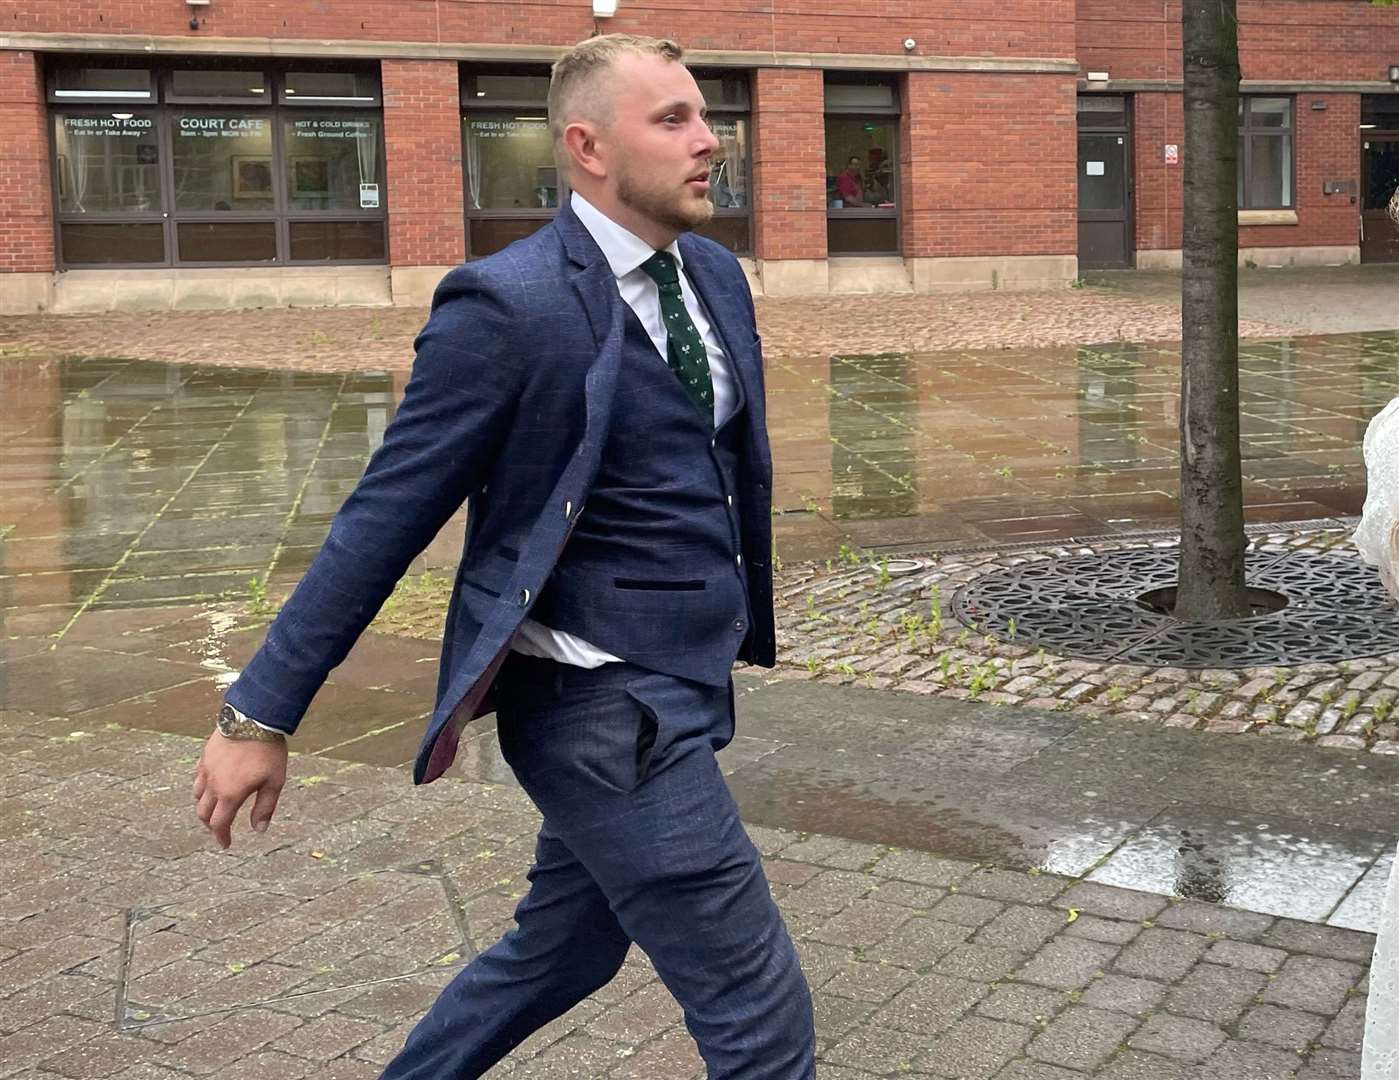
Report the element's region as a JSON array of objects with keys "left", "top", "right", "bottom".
[
  {"left": 231, "top": 155, "right": 274, "bottom": 199},
  {"left": 290, "top": 156, "right": 331, "bottom": 199}
]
